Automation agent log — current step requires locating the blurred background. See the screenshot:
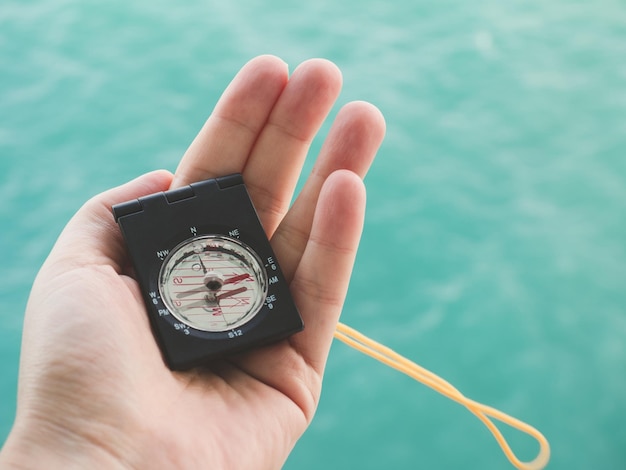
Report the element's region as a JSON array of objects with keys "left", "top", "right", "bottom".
[{"left": 1, "top": 1, "right": 624, "bottom": 468}]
